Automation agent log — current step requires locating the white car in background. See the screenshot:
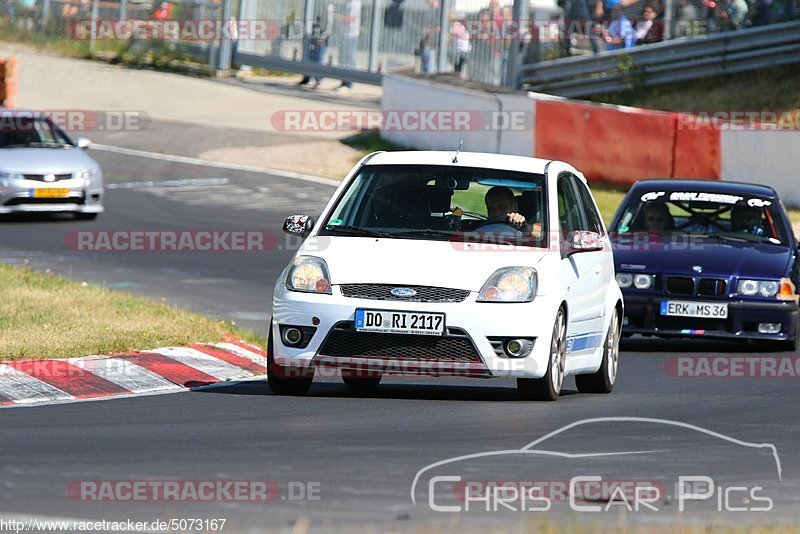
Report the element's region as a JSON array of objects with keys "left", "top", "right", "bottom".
[
  {"left": 0, "top": 110, "right": 104, "bottom": 219},
  {"left": 270, "top": 151, "right": 622, "bottom": 401}
]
